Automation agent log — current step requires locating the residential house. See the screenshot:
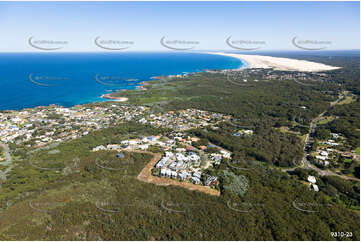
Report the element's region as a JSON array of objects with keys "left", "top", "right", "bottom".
[
  {"left": 307, "top": 176, "right": 316, "bottom": 184},
  {"left": 311, "top": 184, "right": 319, "bottom": 192},
  {"left": 191, "top": 177, "right": 201, "bottom": 184}
]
